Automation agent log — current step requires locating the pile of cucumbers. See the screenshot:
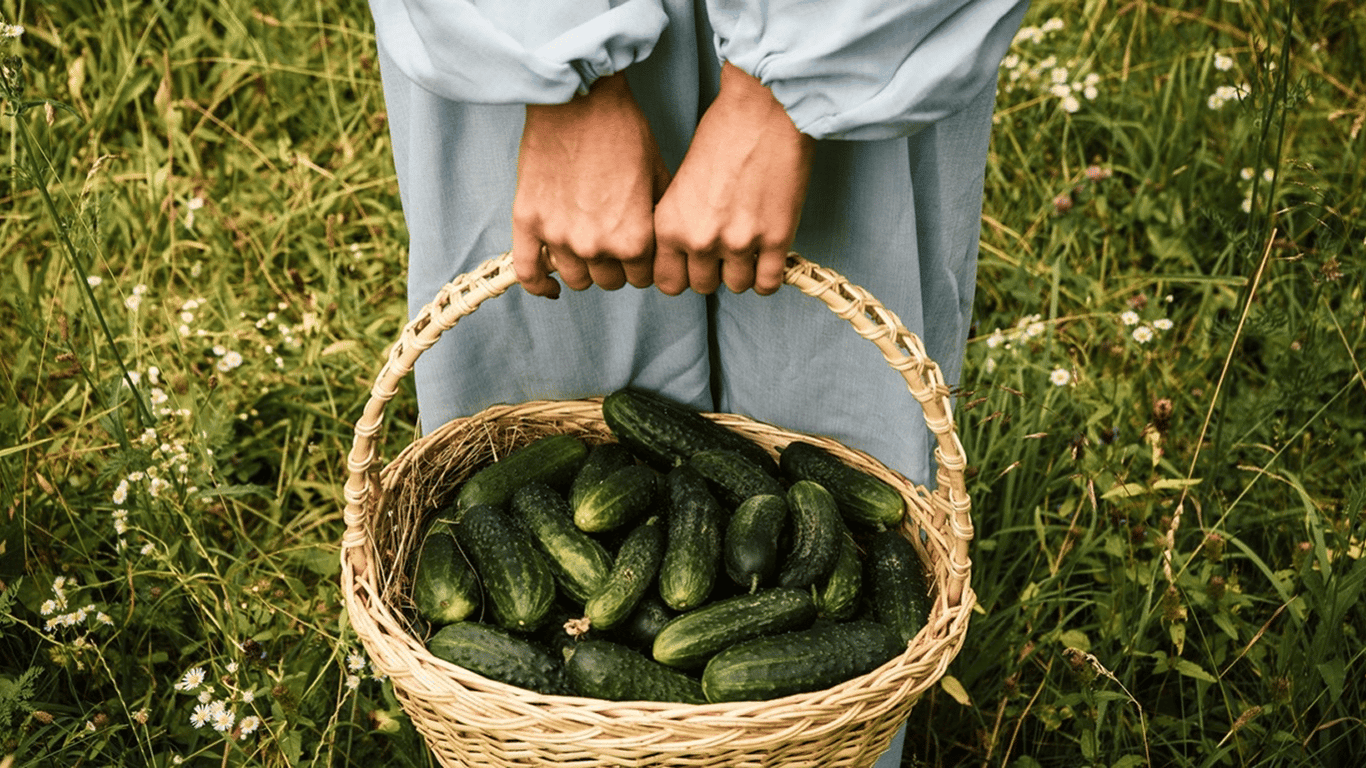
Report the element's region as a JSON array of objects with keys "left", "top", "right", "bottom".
[{"left": 412, "top": 387, "right": 932, "bottom": 704}]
